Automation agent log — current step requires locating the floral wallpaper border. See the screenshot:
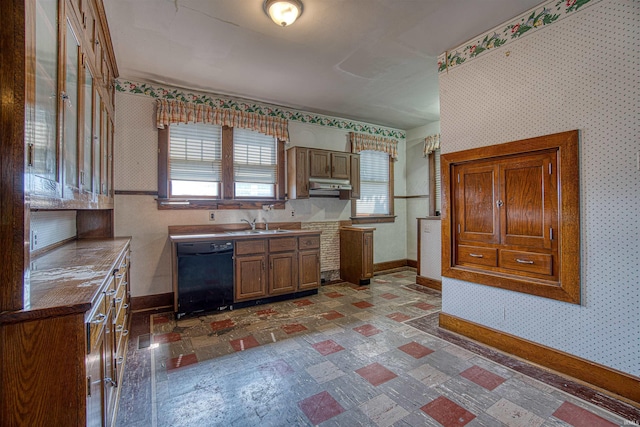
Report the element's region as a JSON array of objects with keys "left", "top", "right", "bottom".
[
  {"left": 115, "top": 80, "right": 406, "bottom": 139},
  {"left": 437, "top": 0, "right": 602, "bottom": 73}
]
